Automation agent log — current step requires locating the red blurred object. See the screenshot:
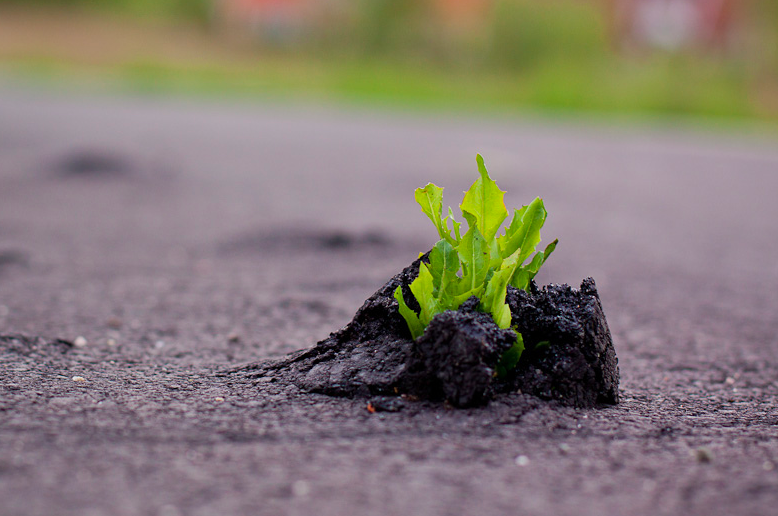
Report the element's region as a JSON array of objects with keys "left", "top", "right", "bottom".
[{"left": 607, "top": 0, "right": 740, "bottom": 51}]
